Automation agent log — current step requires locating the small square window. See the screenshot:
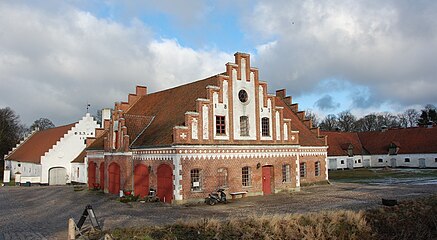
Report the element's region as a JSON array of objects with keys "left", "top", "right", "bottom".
[
  {"left": 358, "top": 159, "right": 361, "bottom": 163},
  {"left": 340, "top": 160, "right": 344, "bottom": 164},
  {"left": 435, "top": 158, "right": 437, "bottom": 163},
  {"left": 378, "top": 159, "right": 383, "bottom": 163},
  {"left": 405, "top": 158, "right": 410, "bottom": 163}
]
